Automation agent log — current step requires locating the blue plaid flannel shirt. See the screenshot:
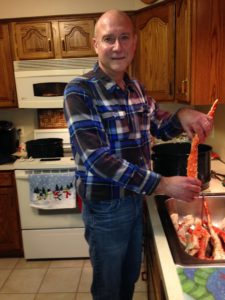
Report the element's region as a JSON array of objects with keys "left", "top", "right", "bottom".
[{"left": 64, "top": 63, "right": 183, "bottom": 201}]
